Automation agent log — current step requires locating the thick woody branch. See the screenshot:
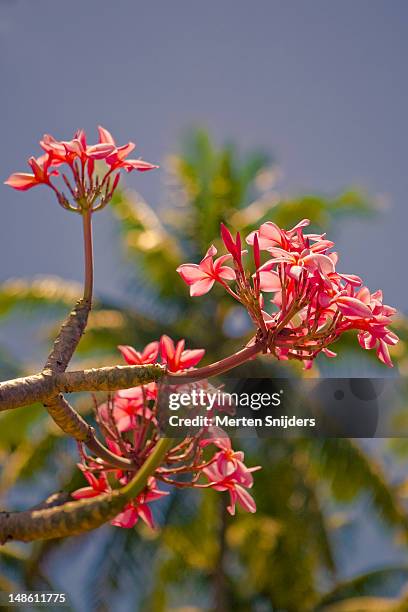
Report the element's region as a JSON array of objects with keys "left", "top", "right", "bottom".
[
  {"left": 0, "top": 438, "right": 174, "bottom": 543},
  {"left": 0, "top": 372, "right": 55, "bottom": 412},
  {"left": 0, "top": 490, "right": 126, "bottom": 543},
  {"left": 44, "top": 299, "right": 91, "bottom": 374},
  {"left": 59, "top": 365, "right": 166, "bottom": 393},
  {"left": 43, "top": 395, "right": 136, "bottom": 470},
  {"left": 43, "top": 395, "right": 90, "bottom": 440},
  {"left": 31, "top": 492, "right": 72, "bottom": 510},
  {"left": 0, "top": 365, "right": 165, "bottom": 412},
  {"left": 0, "top": 365, "right": 165, "bottom": 468},
  {"left": 47, "top": 366, "right": 165, "bottom": 466}
]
